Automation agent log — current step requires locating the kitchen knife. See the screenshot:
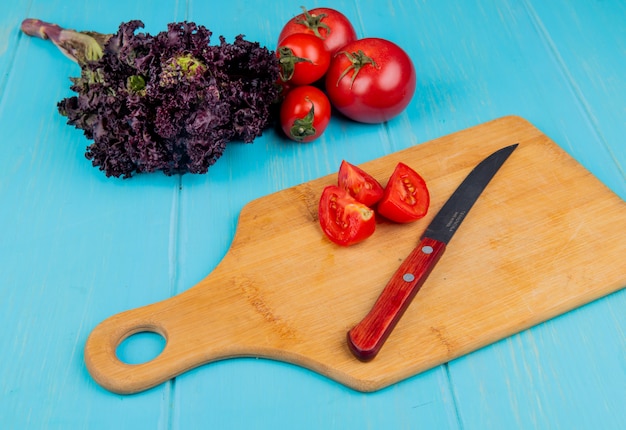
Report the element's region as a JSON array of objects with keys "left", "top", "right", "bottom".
[{"left": 347, "top": 143, "right": 518, "bottom": 361}]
